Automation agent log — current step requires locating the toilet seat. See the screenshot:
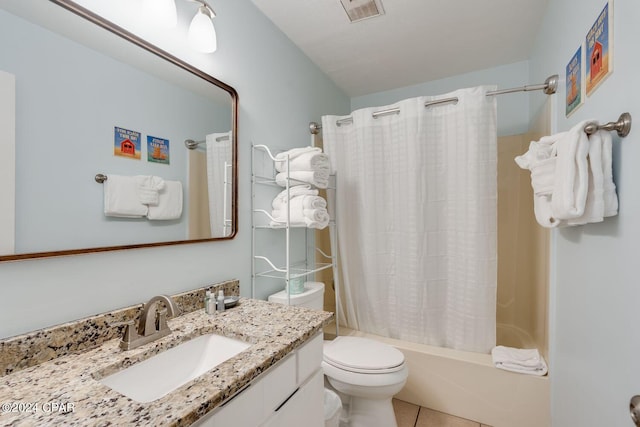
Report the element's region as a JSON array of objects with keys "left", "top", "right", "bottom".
[{"left": 323, "top": 336, "right": 405, "bottom": 374}]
